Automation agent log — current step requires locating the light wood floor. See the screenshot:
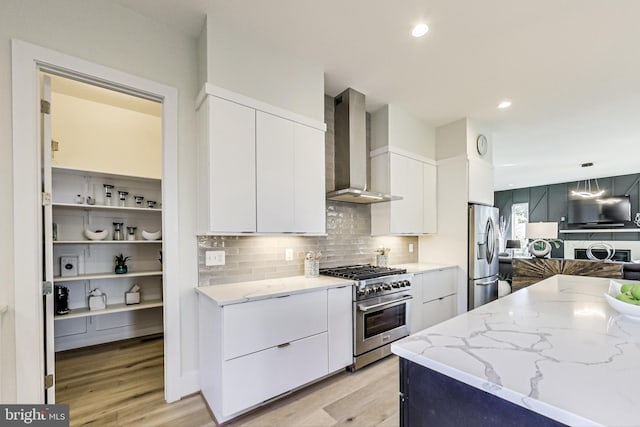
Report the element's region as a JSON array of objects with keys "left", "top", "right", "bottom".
[{"left": 56, "top": 336, "right": 399, "bottom": 426}]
